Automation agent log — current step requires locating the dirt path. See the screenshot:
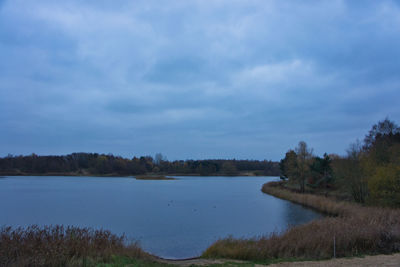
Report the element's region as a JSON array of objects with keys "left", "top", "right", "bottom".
[
  {"left": 155, "top": 257, "right": 249, "bottom": 266},
  {"left": 264, "top": 253, "right": 400, "bottom": 267},
  {"left": 156, "top": 253, "right": 400, "bottom": 266}
]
